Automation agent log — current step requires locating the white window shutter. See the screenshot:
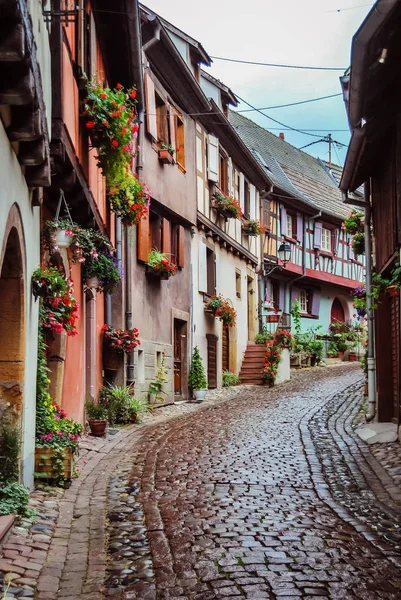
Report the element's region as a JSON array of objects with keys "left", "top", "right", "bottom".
[
  {"left": 207, "top": 134, "right": 219, "bottom": 182},
  {"left": 239, "top": 172, "right": 245, "bottom": 211},
  {"left": 199, "top": 242, "right": 207, "bottom": 293},
  {"left": 249, "top": 184, "right": 256, "bottom": 219},
  {"left": 144, "top": 73, "right": 157, "bottom": 140}
]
